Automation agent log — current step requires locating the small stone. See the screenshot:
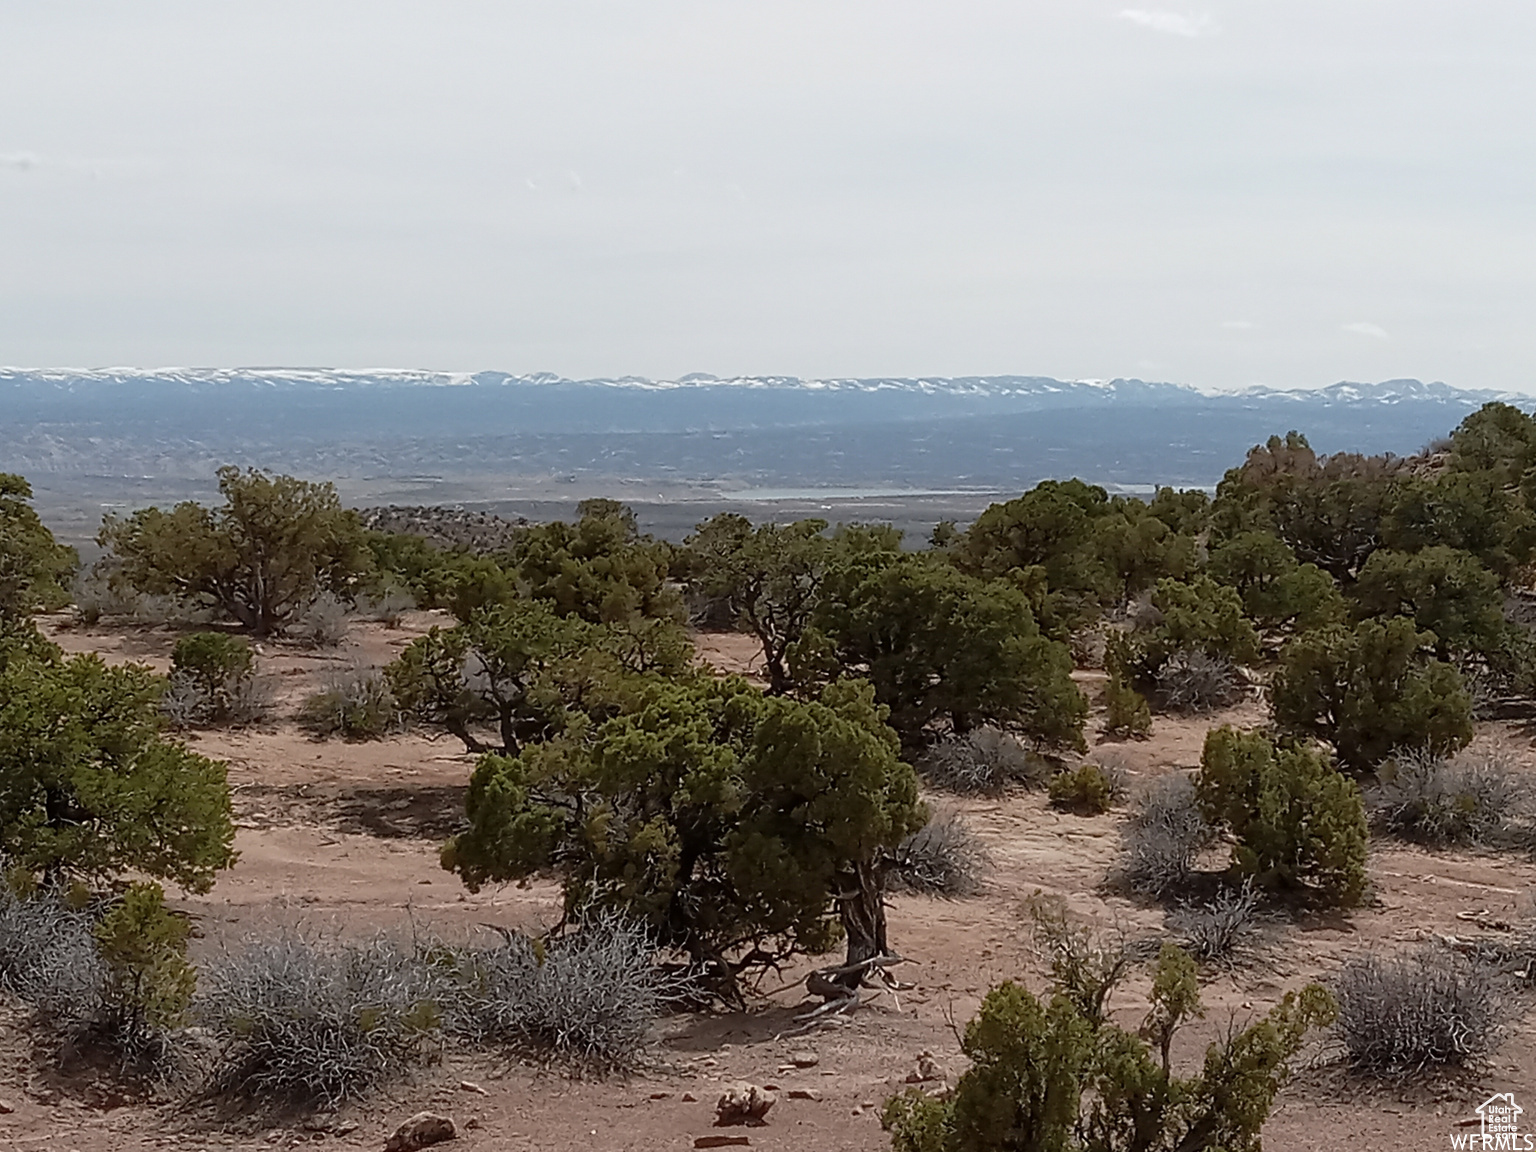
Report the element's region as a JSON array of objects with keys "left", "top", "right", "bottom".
[
  {"left": 715, "top": 1083, "right": 776, "bottom": 1127},
  {"left": 682, "top": 1092, "right": 698, "bottom": 1102},
  {"left": 787, "top": 1088, "right": 821, "bottom": 1101},
  {"left": 0, "top": 1098, "right": 14, "bottom": 1114},
  {"left": 458, "top": 1081, "right": 487, "bottom": 1096},
  {"left": 333, "top": 1122, "right": 359, "bottom": 1136},
  {"left": 861, "top": 1100, "right": 875, "bottom": 1108},
  {"left": 694, "top": 1138, "right": 751, "bottom": 1149},
  {"left": 463, "top": 1118, "right": 481, "bottom": 1131},
  {"left": 905, "top": 1051, "right": 946, "bottom": 1083},
  {"left": 787, "top": 1050, "right": 819, "bottom": 1068},
  {"left": 383, "top": 1111, "right": 457, "bottom": 1151},
  {"left": 650, "top": 1091, "right": 673, "bottom": 1100}
]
